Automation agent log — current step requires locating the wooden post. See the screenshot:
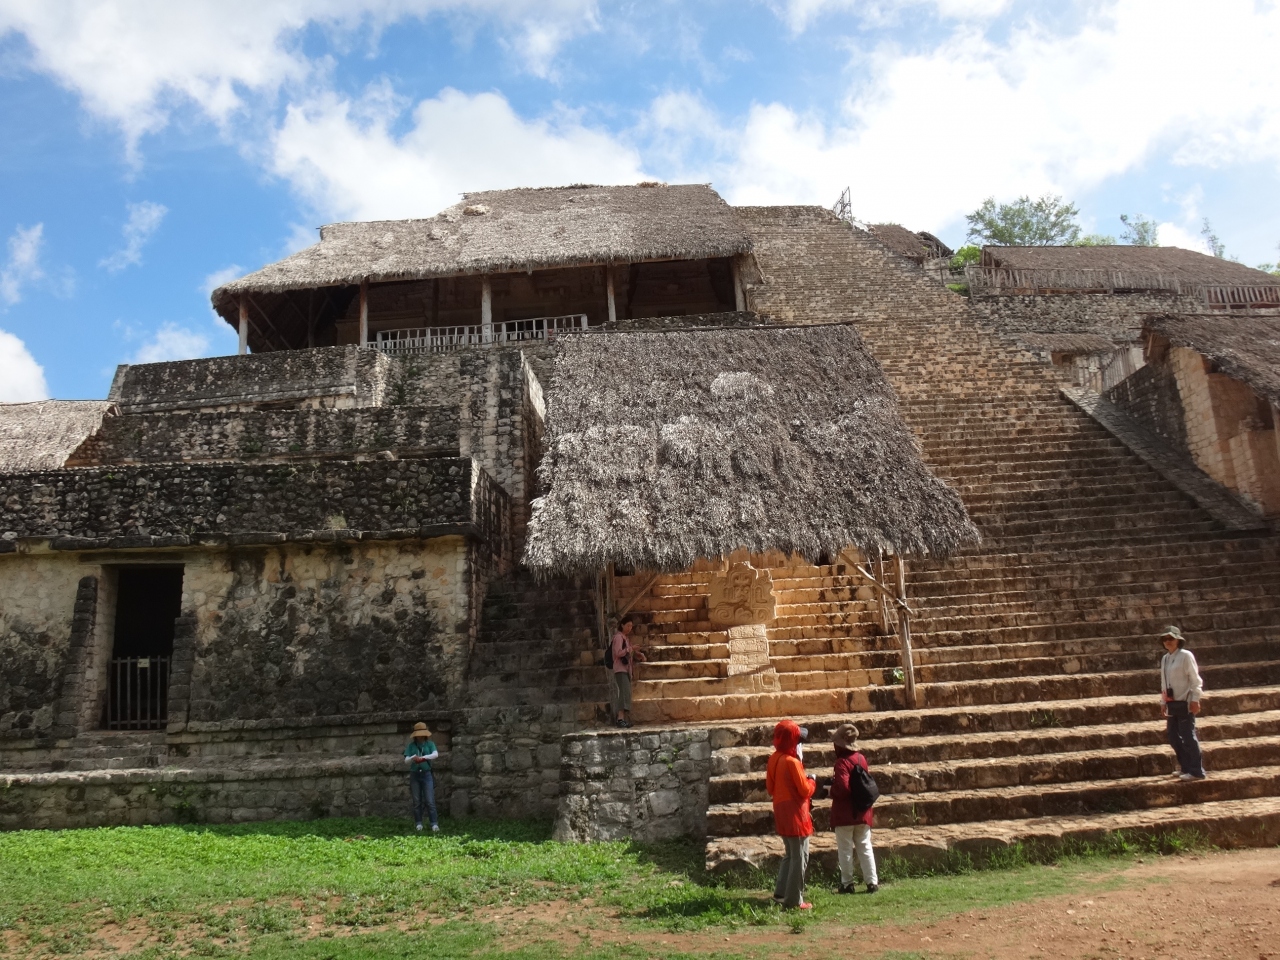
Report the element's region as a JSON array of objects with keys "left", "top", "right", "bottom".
[
  {"left": 481, "top": 276, "right": 493, "bottom": 343},
  {"left": 606, "top": 266, "right": 617, "bottom": 325},
  {"left": 732, "top": 256, "right": 746, "bottom": 312},
  {"left": 358, "top": 278, "right": 369, "bottom": 348},
  {"left": 895, "top": 555, "right": 918, "bottom": 709},
  {"left": 875, "top": 552, "right": 891, "bottom": 635},
  {"left": 237, "top": 295, "right": 249, "bottom": 355}
]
